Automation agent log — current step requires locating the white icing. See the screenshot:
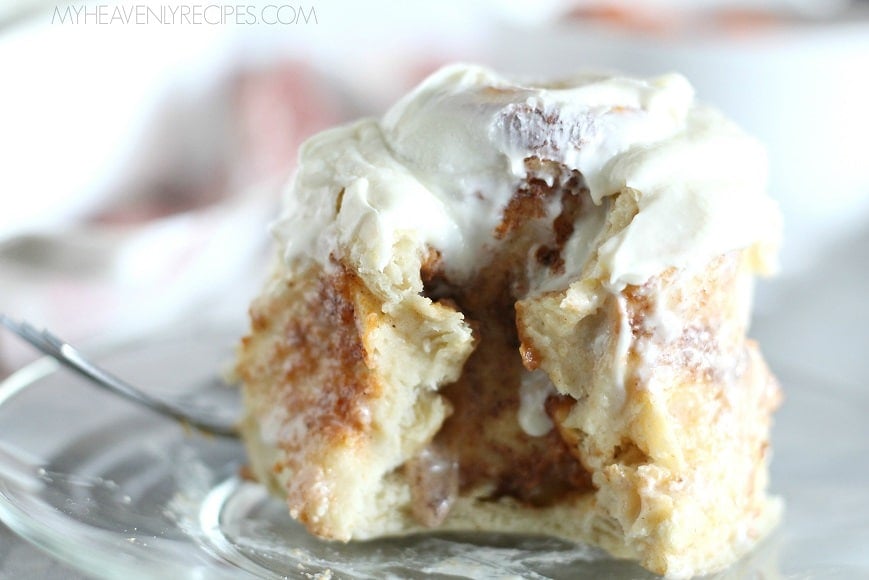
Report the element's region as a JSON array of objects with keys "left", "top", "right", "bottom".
[
  {"left": 272, "top": 64, "right": 780, "bottom": 298},
  {"left": 613, "top": 295, "right": 632, "bottom": 392},
  {"left": 518, "top": 370, "right": 556, "bottom": 437}
]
